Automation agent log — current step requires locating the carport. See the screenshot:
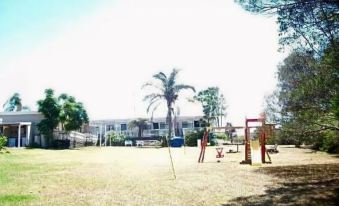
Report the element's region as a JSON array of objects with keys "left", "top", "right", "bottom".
[{"left": 0, "top": 122, "right": 31, "bottom": 147}]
